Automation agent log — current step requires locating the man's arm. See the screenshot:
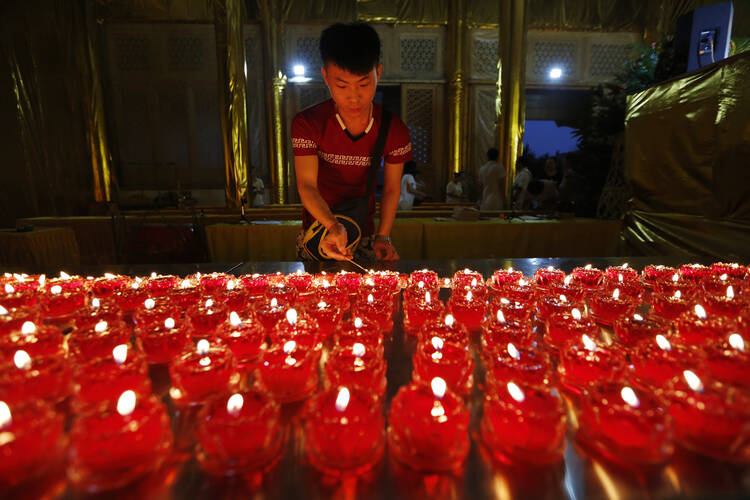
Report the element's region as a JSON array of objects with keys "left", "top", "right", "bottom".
[
  {"left": 374, "top": 161, "right": 403, "bottom": 260},
  {"left": 294, "top": 154, "right": 351, "bottom": 260}
]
